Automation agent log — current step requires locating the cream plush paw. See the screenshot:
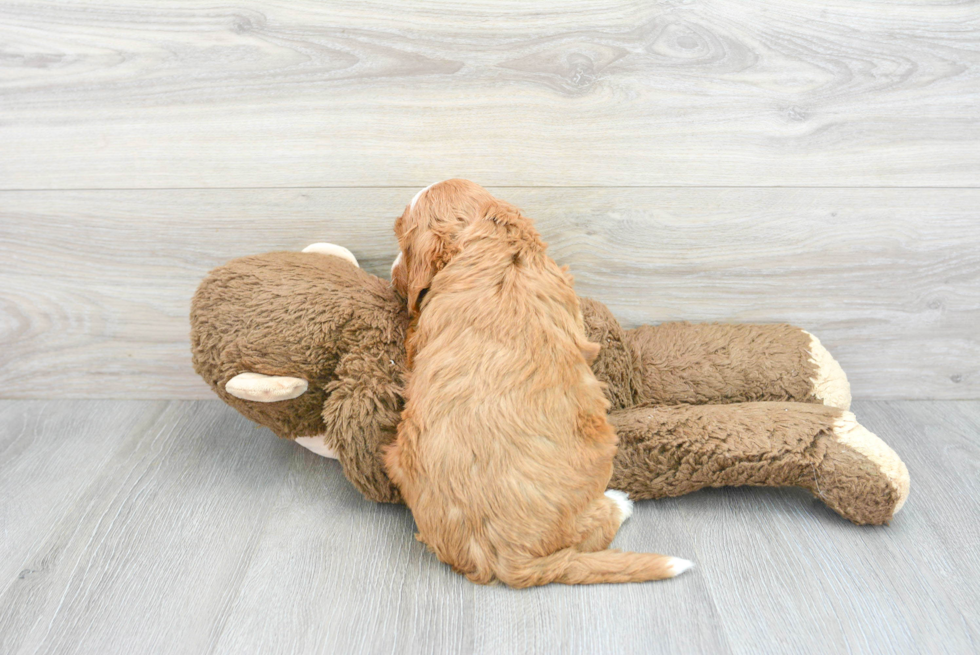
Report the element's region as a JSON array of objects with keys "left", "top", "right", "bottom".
[
  {"left": 805, "top": 331, "right": 852, "bottom": 410},
  {"left": 803, "top": 410, "right": 911, "bottom": 525},
  {"left": 294, "top": 435, "right": 338, "bottom": 459},
  {"left": 605, "top": 489, "right": 634, "bottom": 524},
  {"left": 302, "top": 243, "right": 359, "bottom": 267},
  {"left": 833, "top": 412, "right": 910, "bottom": 514}
]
